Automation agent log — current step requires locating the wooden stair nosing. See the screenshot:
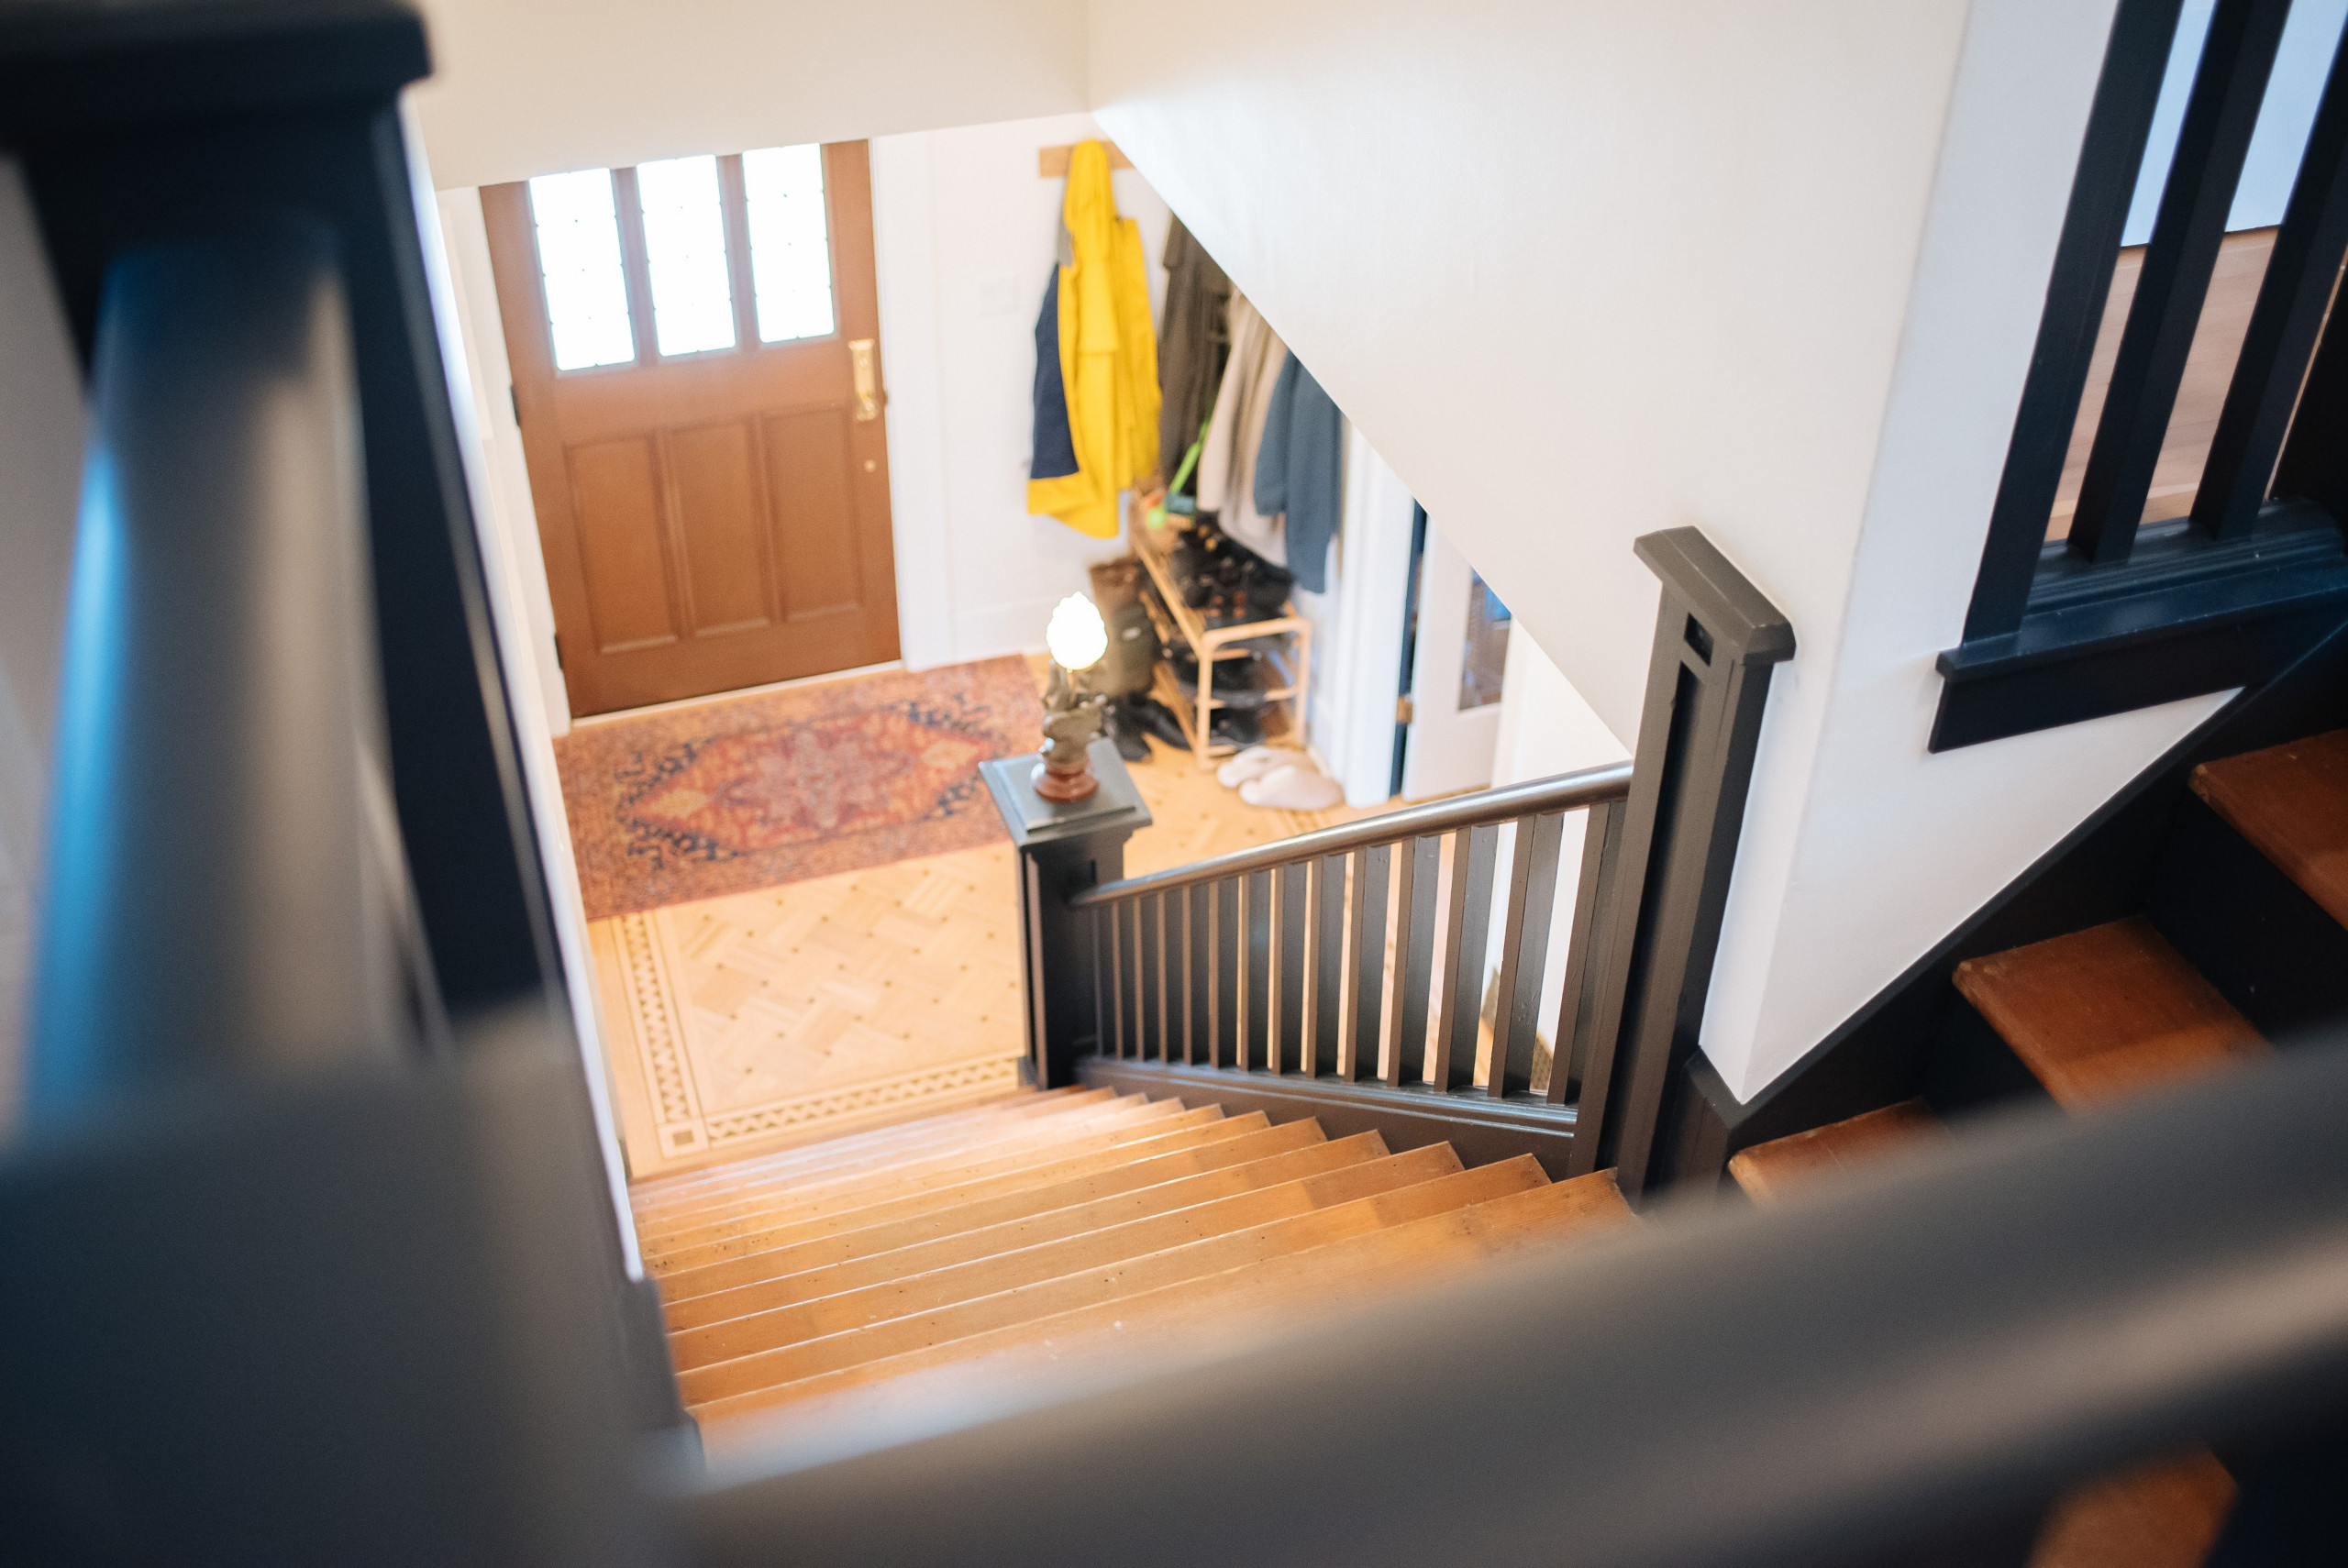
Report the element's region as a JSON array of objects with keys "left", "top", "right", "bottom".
[
  {"left": 635, "top": 1094, "right": 1177, "bottom": 1233},
  {"left": 675, "top": 1155, "right": 1550, "bottom": 1405},
  {"left": 2026, "top": 1448, "right": 2237, "bottom": 1568},
  {"left": 646, "top": 1111, "right": 1268, "bottom": 1278},
  {"left": 2189, "top": 728, "right": 2348, "bottom": 933},
  {"left": 665, "top": 1132, "right": 1389, "bottom": 1333},
  {"left": 629, "top": 1088, "right": 1138, "bottom": 1218},
  {"left": 626, "top": 1087, "right": 1102, "bottom": 1207},
  {"left": 1726, "top": 1099, "right": 1942, "bottom": 1205},
  {"left": 691, "top": 1170, "right": 1634, "bottom": 1436},
  {"left": 667, "top": 1143, "right": 1463, "bottom": 1372},
  {"left": 658, "top": 1118, "right": 1332, "bottom": 1320},
  {"left": 1952, "top": 916, "right": 2267, "bottom": 1109},
  {"left": 639, "top": 1102, "right": 1217, "bottom": 1260}
]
